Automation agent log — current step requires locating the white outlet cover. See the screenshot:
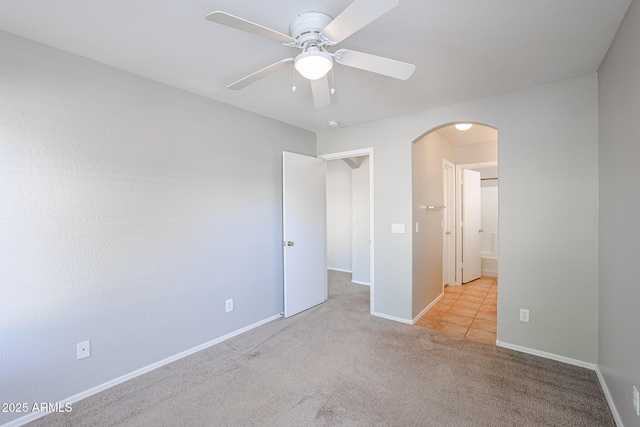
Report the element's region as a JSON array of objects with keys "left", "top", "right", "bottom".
[
  {"left": 77, "top": 340, "right": 91, "bottom": 359},
  {"left": 519, "top": 309, "right": 530, "bottom": 323},
  {"left": 225, "top": 299, "right": 233, "bottom": 312}
]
